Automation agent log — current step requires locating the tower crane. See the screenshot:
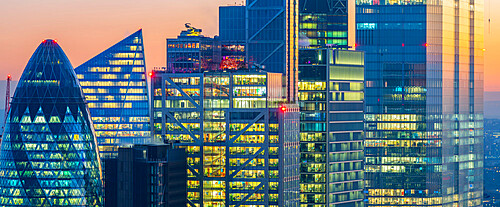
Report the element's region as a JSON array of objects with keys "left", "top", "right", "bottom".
[{"left": 1, "top": 74, "right": 11, "bottom": 142}]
